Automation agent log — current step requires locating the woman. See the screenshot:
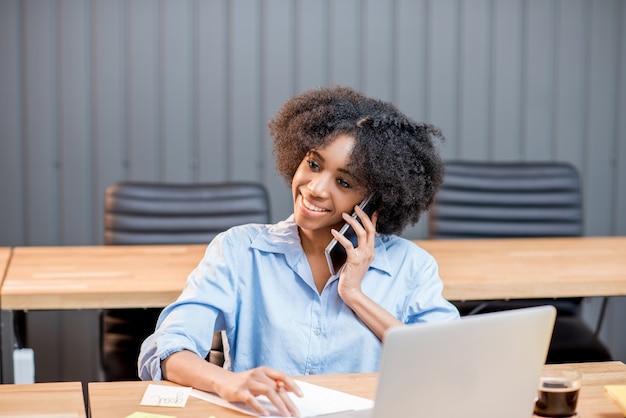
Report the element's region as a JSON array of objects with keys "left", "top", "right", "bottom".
[{"left": 139, "top": 86, "right": 459, "bottom": 416}]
